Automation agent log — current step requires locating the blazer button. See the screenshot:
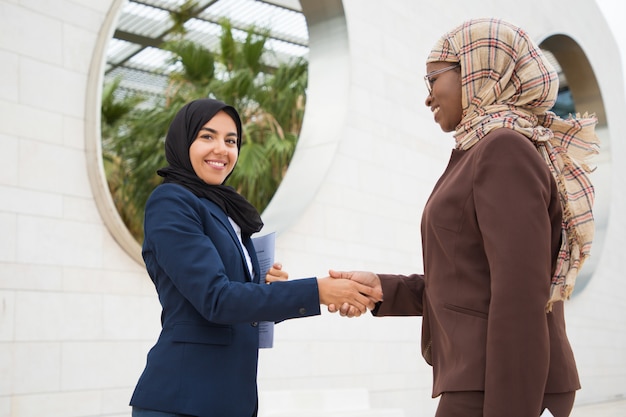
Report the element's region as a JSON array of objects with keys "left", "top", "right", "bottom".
[
  {"left": 251, "top": 322, "right": 258, "bottom": 327},
  {"left": 299, "top": 307, "right": 307, "bottom": 315}
]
